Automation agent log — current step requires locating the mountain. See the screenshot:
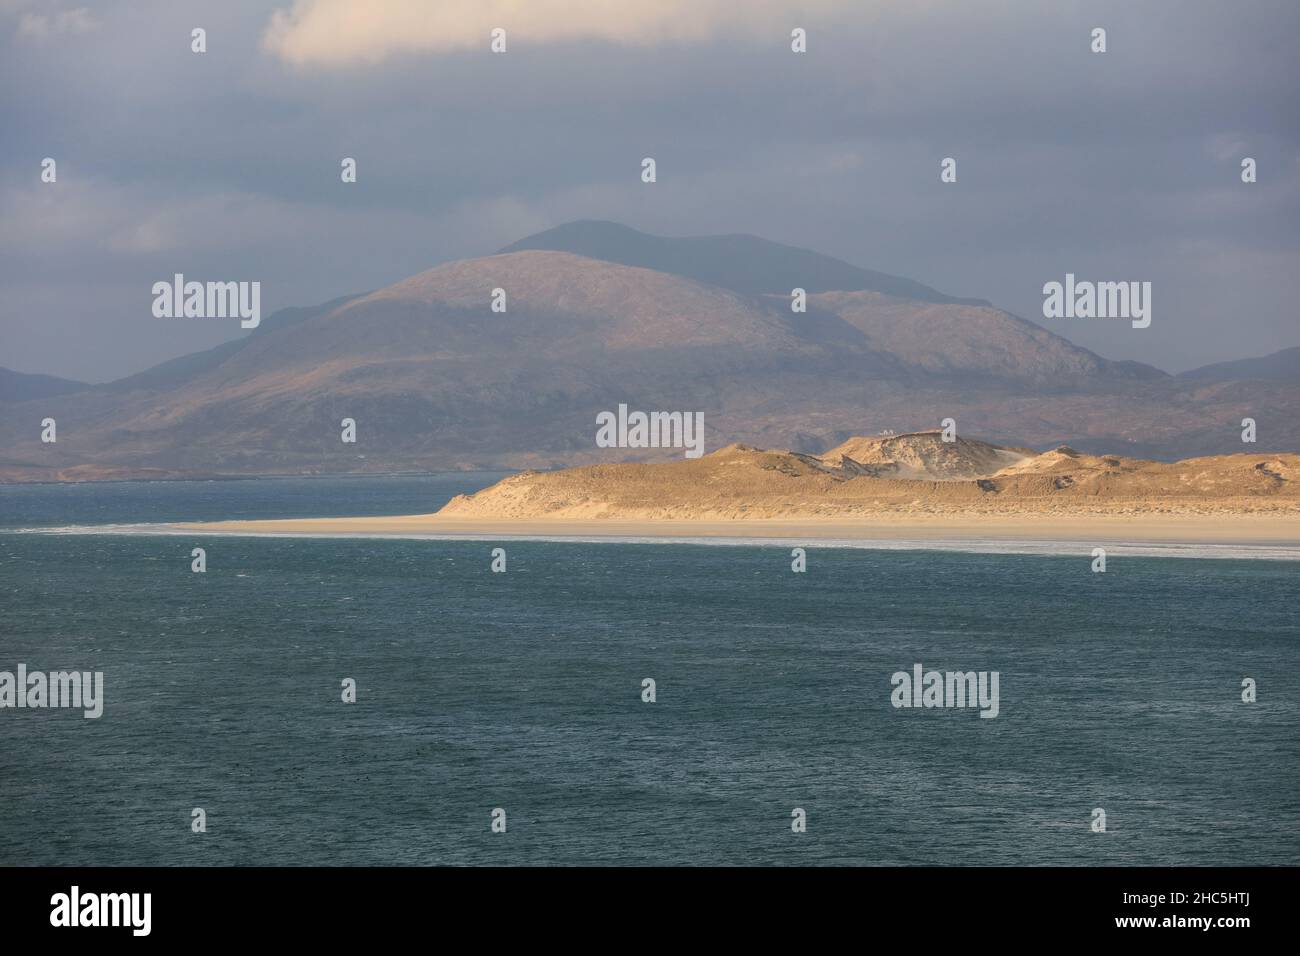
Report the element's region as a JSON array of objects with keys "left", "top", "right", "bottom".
[
  {"left": 0, "top": 367, "right": 88, "bottom": 403},
  {"left": 439, "top": 433, "right": 1300, "bottom": 520},
  {"left": 1179, "top": 346, "right": 1300, "bottom": 383},
  {"left": 0, "top": 222, "right": 1295, "bottom": 481},
  {"left": 501, "top": 220, "right": 990, "bottom": 305}
]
